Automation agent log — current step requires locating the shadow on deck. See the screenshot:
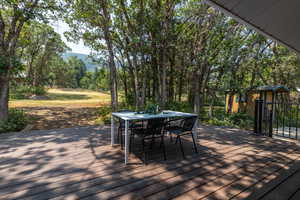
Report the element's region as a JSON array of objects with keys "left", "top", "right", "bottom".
[{"left": 1, "top": 125, "right": 300, "bottom": 200}]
